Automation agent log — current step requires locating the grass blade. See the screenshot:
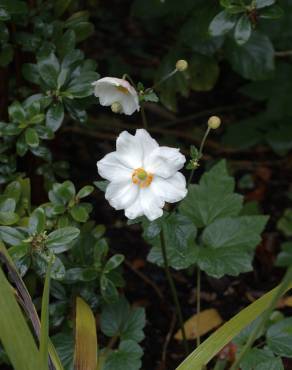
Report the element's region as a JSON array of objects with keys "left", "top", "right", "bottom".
[
  {"left": 0, "top": 267, "right": 40, "bottom": 370},
  {"left": 74, "top": 297, "right": 98, "bottom": 370},
  {"left": 176, "top": 282, "right": 292, "bottom": 370},
  {"left": 40, "top": 257, "right": 53, "bottom": 370},
  {"left": 0, "top": 241, "right": 64, "bottom": 370}
]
